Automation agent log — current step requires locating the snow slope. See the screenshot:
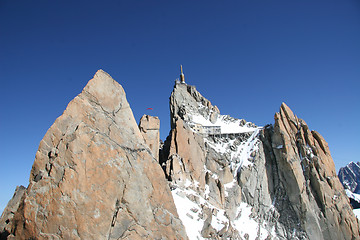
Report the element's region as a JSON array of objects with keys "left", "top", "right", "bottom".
[{"left": 171, "top": 185, "right": 271, "bottom": 240}]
